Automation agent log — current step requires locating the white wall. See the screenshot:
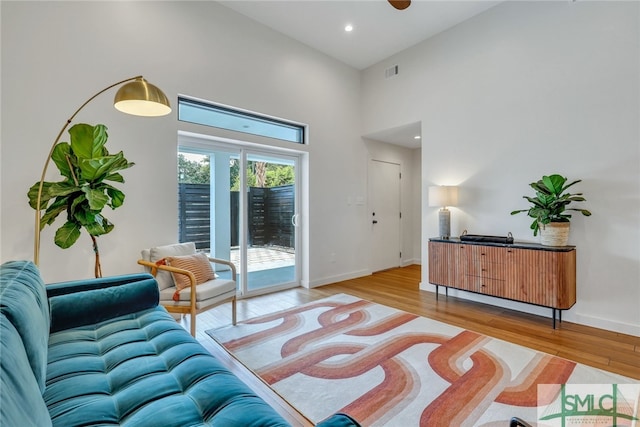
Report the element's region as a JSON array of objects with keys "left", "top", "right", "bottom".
[
  {"left": 362, "top": 1, "right": 639, "bottom": 335},
  {"left": 412, "top": 148, "right": 422, "bottom": 264},
  {"left": 0, "top": 1, "right": 370, "bottom": 287}
]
